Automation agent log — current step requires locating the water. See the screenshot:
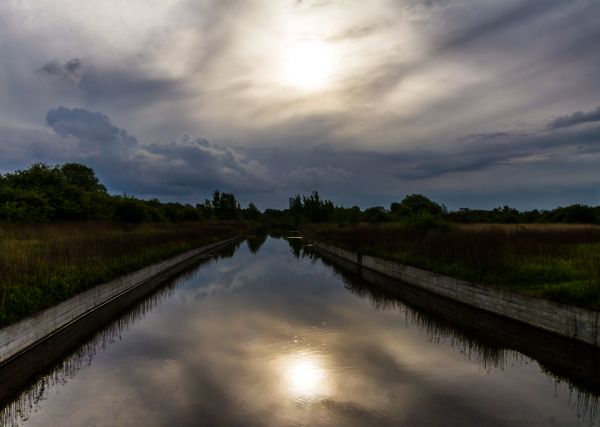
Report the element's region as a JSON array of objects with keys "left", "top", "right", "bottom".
[{"left": 1, "top": 236, "right": 599, "bottom": 426}]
